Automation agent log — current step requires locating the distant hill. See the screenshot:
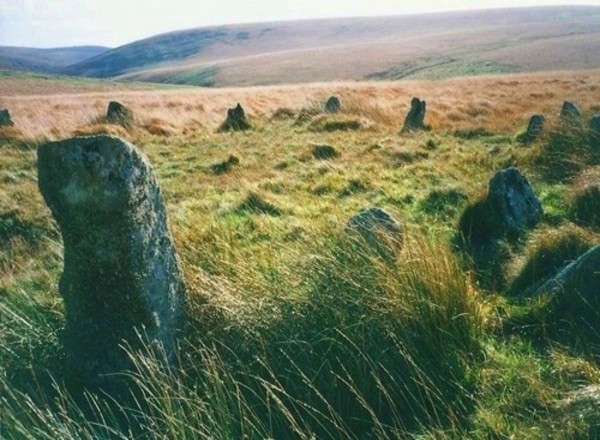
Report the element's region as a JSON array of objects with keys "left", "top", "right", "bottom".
[
  {"left": 0, "top": 46, "right": 109, "bottom": 74},
  {"left": 12, "top": 6, "right": 600, "bottom": 87}
]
